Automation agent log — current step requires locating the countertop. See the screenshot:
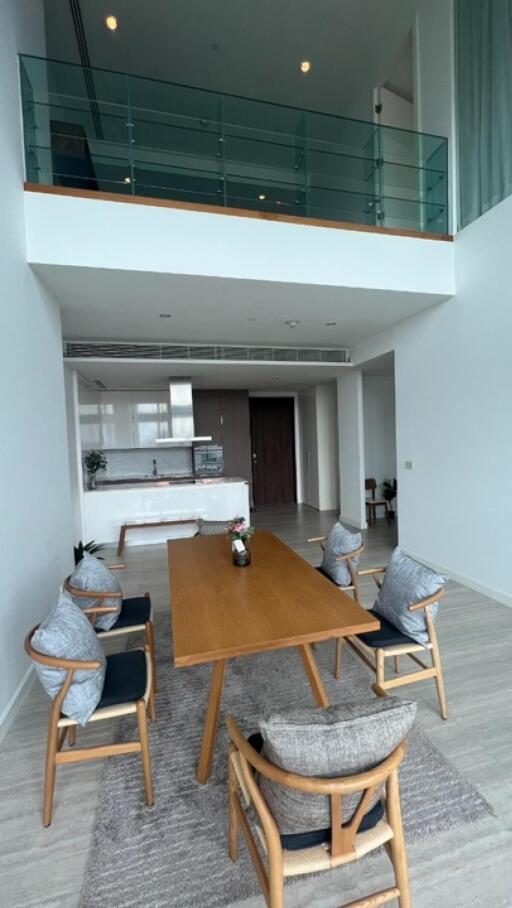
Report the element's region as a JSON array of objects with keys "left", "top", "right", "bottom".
[{"left": 87, "top": 476, "right": 247, "bottom": 492}]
